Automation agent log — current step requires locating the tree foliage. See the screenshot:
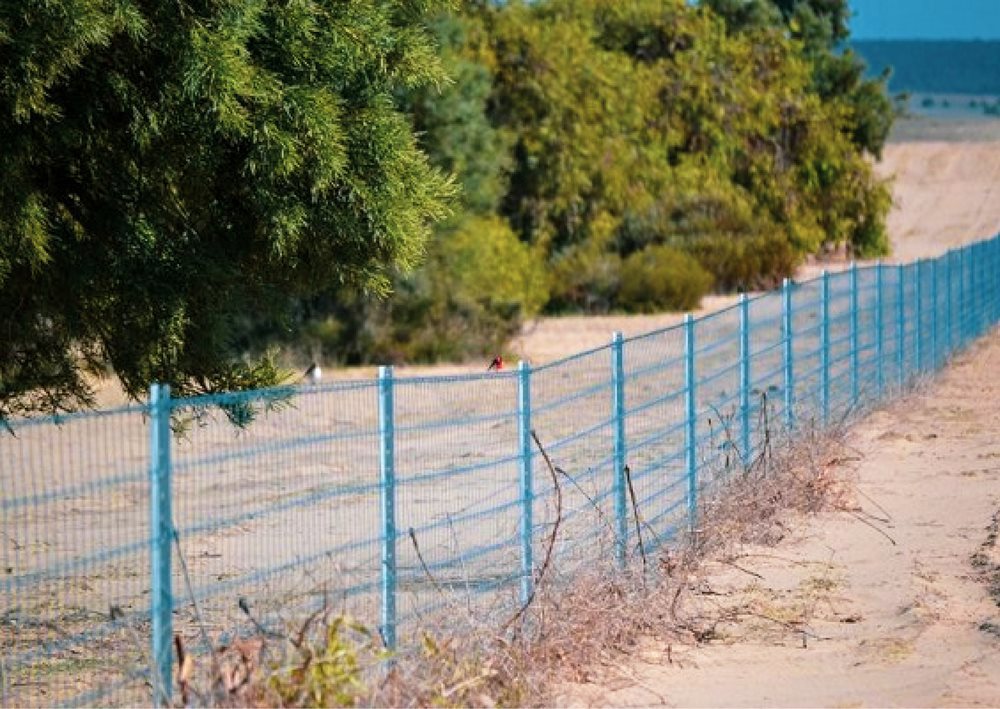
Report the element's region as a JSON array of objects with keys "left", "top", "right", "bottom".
[
  {"left": 703, "top": 0, "right": 895, "bottom": 157},
  {"left": 467, "top": 0, "right": 890, "bottom": 308},
  {"left": 2, "top": 0, "right": 896, "bottom": 414},
  {"left": 0, "top": 0, "right": 455, "bottom": 418}
]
